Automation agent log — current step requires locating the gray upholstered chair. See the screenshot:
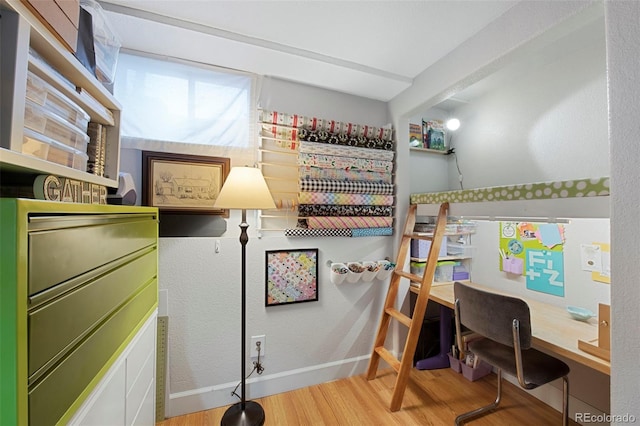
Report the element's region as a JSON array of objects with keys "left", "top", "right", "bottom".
[{"left": 453, "top": 282, "right": 570, "bottom": 425}]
